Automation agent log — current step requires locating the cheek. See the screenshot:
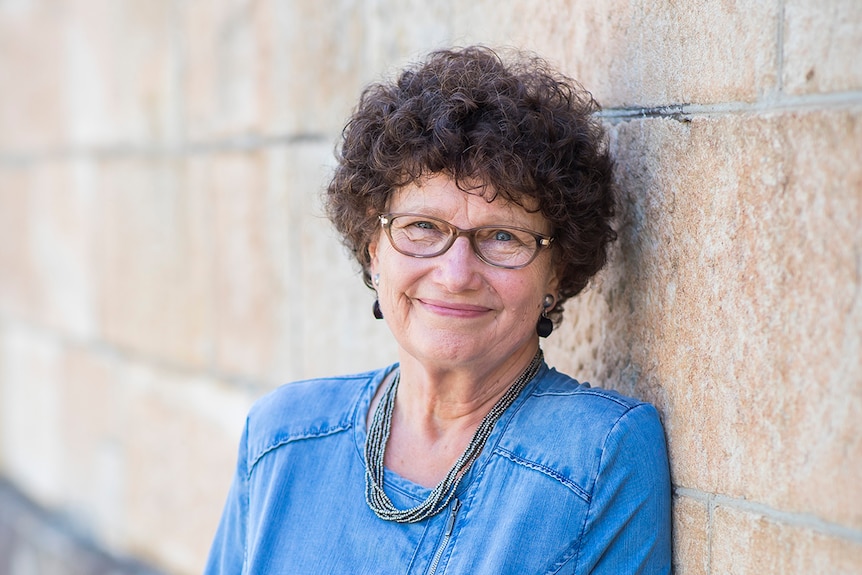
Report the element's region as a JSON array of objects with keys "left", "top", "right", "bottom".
[
  {"left": 372, "top": 244, "right": 423, "bottom": 300},
  {"left": 500, "top": 275, "right": 545, "bottom": 314}
]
